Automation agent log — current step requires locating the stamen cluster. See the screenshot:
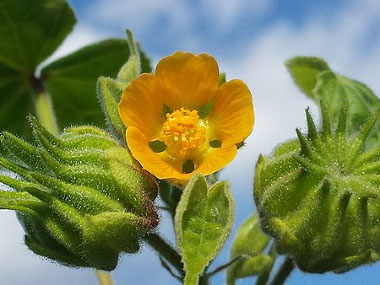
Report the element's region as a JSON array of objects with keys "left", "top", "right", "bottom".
[{"left": 161, "top": 108, "right": 206, "bottom": 157}]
